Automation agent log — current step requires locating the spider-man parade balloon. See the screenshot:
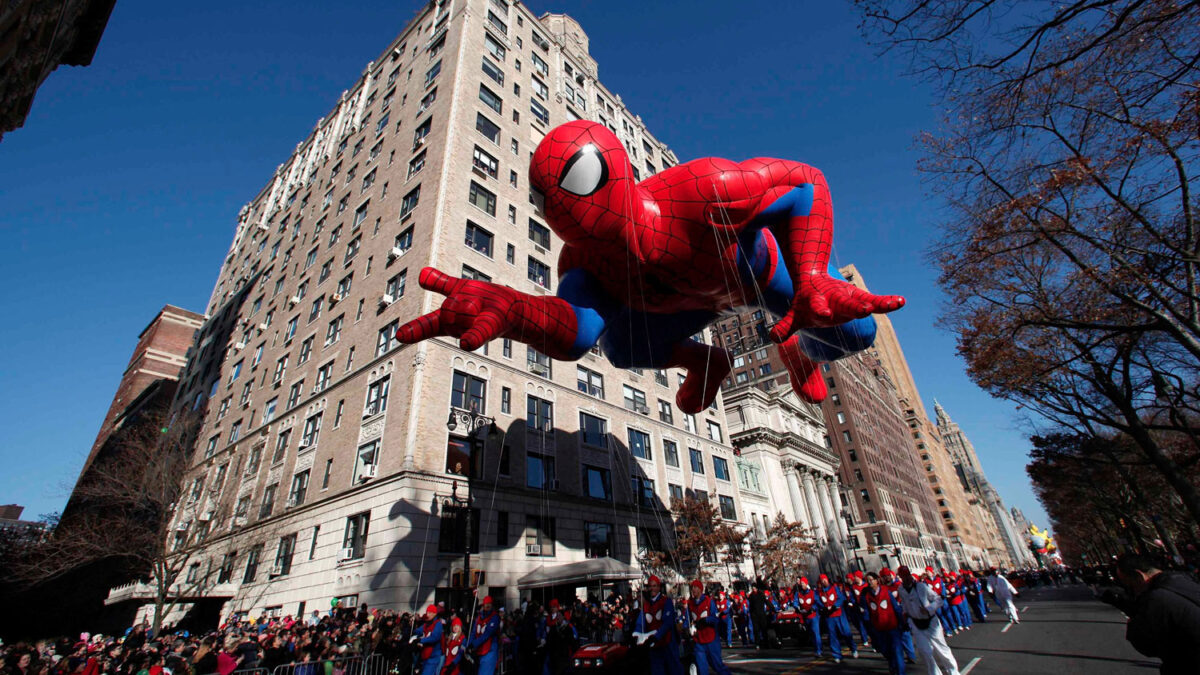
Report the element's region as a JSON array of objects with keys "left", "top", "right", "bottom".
[{"left": 397, "top": 121, "right": 904, "bottom": 413}]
